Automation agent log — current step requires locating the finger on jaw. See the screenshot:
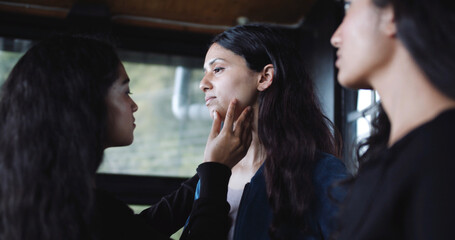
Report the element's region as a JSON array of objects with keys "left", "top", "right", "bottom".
[
  {"left": 209, "top": 110, "right": 222, "bottom": 139},
  {"left": 233, "top": 106, "right": 251, "bottom": 136},
  {"left": 244, "top": 127, "right": 252, "bottom": 149},
  {"left": 242, "top": 110, "right": 253, "bottom": 145},
  {"left": 223, "top": 98, "right": 237, "bottom": 133}
]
